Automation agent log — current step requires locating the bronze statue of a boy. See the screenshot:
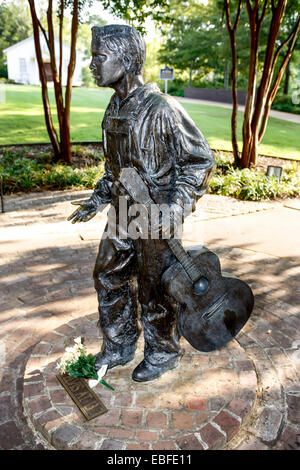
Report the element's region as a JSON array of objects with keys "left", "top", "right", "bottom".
[{"left": 68, "top": 25, "right": 216, "bottom": 382}]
